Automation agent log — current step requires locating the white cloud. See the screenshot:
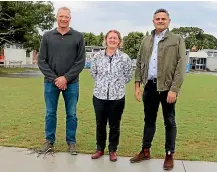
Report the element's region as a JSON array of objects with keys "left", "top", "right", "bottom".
[
  {"left": 207, "top": 23, "right": 217, "bottom": 29},
  {"left": 205, "top": 1, "right": 217, "bottom": 10},
  {"left": 85, "top": 19, "right": 154, "bottom": 36},
  {"left": 53, "top": 1, "right": 90, "bottom": 13},
  {"left": 48, "top": 1, "right": 217, "bottom": 39},
  {"left": 170, "top": 22, "right": 183, "bottom": 29}
]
